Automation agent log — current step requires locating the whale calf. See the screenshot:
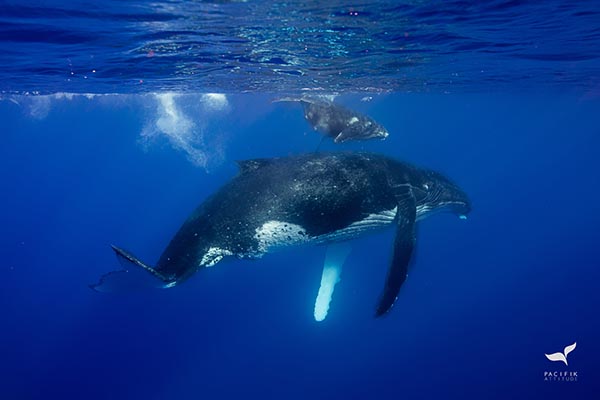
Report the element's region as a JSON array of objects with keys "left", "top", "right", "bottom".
[
  {"left": 93, "top": 152, "right": 470, "bottom": 316},
  {"left": 276, "top": 98, "right": 389, "bottom": 143}
]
